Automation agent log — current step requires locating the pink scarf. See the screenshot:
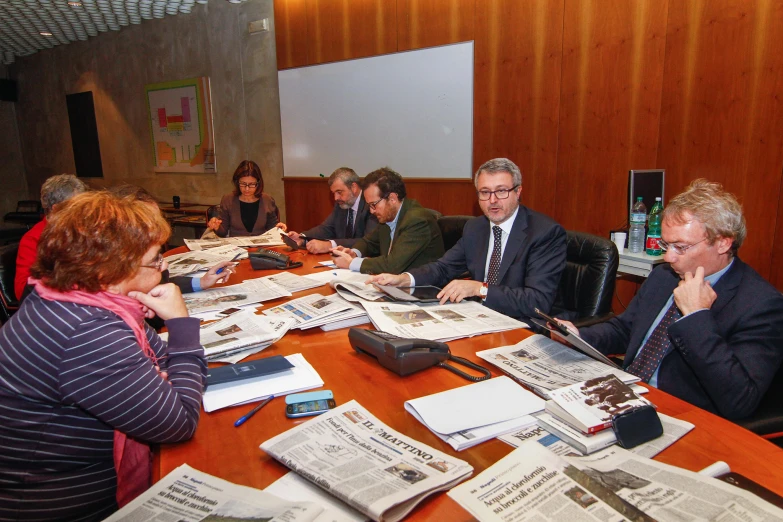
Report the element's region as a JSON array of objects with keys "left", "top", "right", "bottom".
[{"left": 32, "top": 279, "right": 155, "bottom": 508}]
